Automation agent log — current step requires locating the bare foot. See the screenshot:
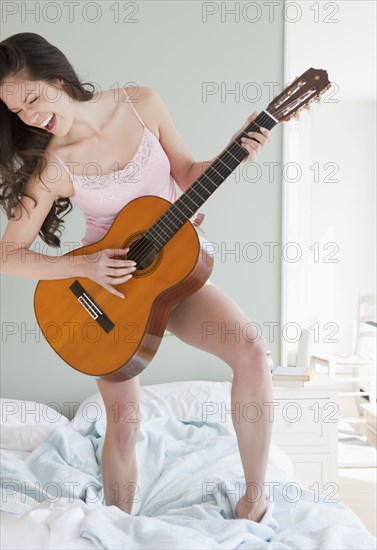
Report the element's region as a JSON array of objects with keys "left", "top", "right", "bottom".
[{"left": 235, "top": 495, "right": 267, "bottom": 522}]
